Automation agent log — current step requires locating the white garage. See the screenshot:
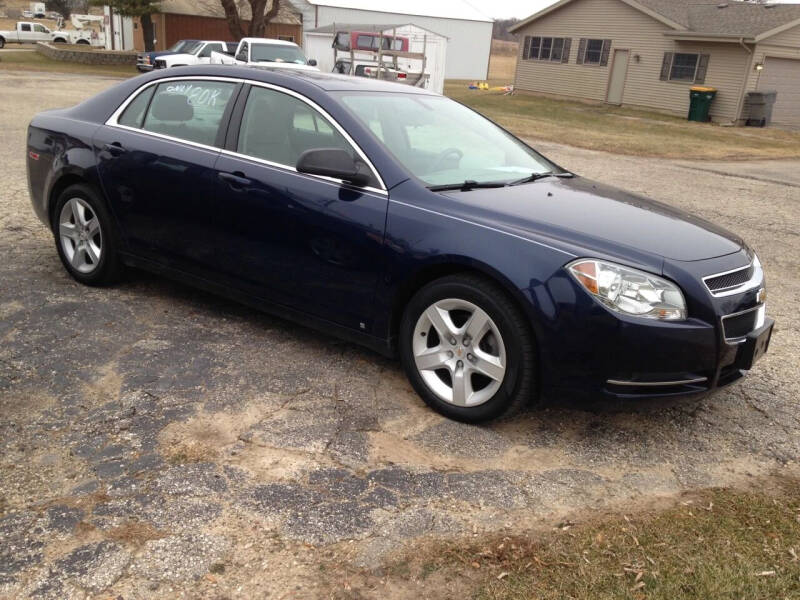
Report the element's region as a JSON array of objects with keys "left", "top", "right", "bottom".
[
  {"left": 758, "top": 56, "right": 800, "bottom": 129},
  {"left": 288, "top": 0, "right": 493, "bottom": 80}
]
